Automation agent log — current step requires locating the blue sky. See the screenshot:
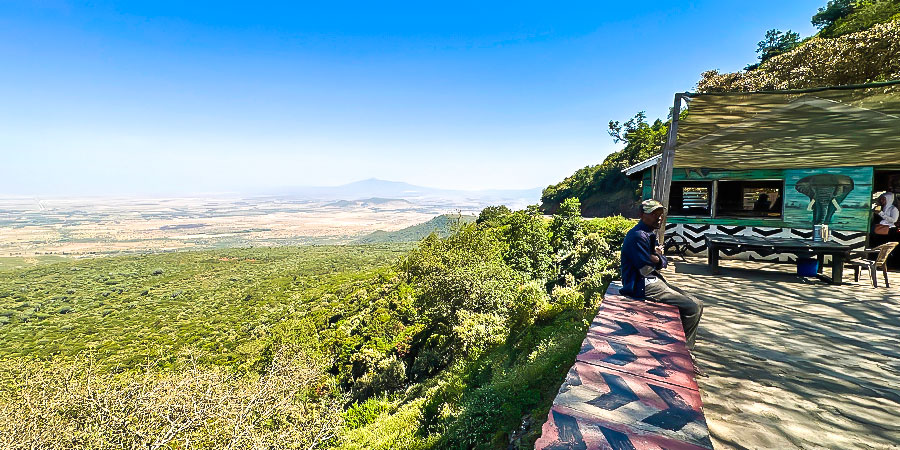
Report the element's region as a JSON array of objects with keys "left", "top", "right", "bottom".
[{"left": 0, "top": 1, "right": 824, "bottom": 195}]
